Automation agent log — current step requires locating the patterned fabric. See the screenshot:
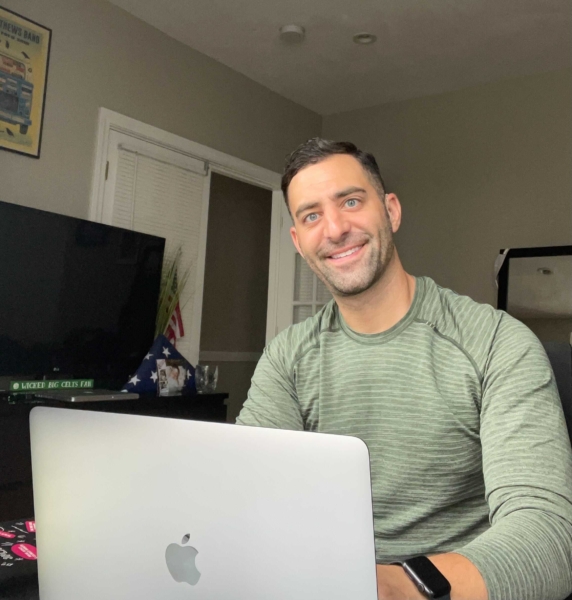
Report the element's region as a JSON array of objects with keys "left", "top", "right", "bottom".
[
  {"left": 0, "top": 519, "right": 37, "bottom": 590},
  {"left": 237, "top": 277, "right": 572, "bottom": 600}
]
